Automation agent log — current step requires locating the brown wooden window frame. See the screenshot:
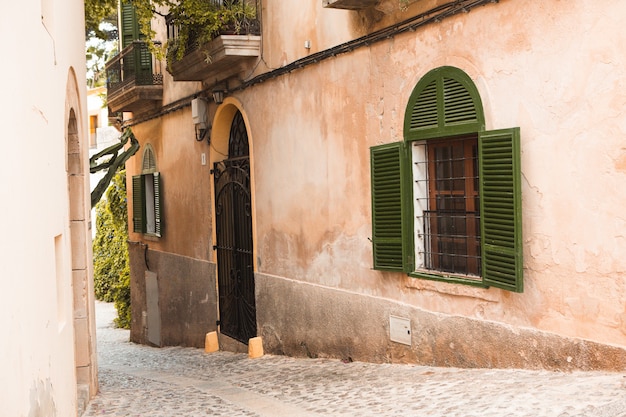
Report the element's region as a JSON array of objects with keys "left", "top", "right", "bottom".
[{"left": 419, "top": 135, "right": 481, "bottom": 279}]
